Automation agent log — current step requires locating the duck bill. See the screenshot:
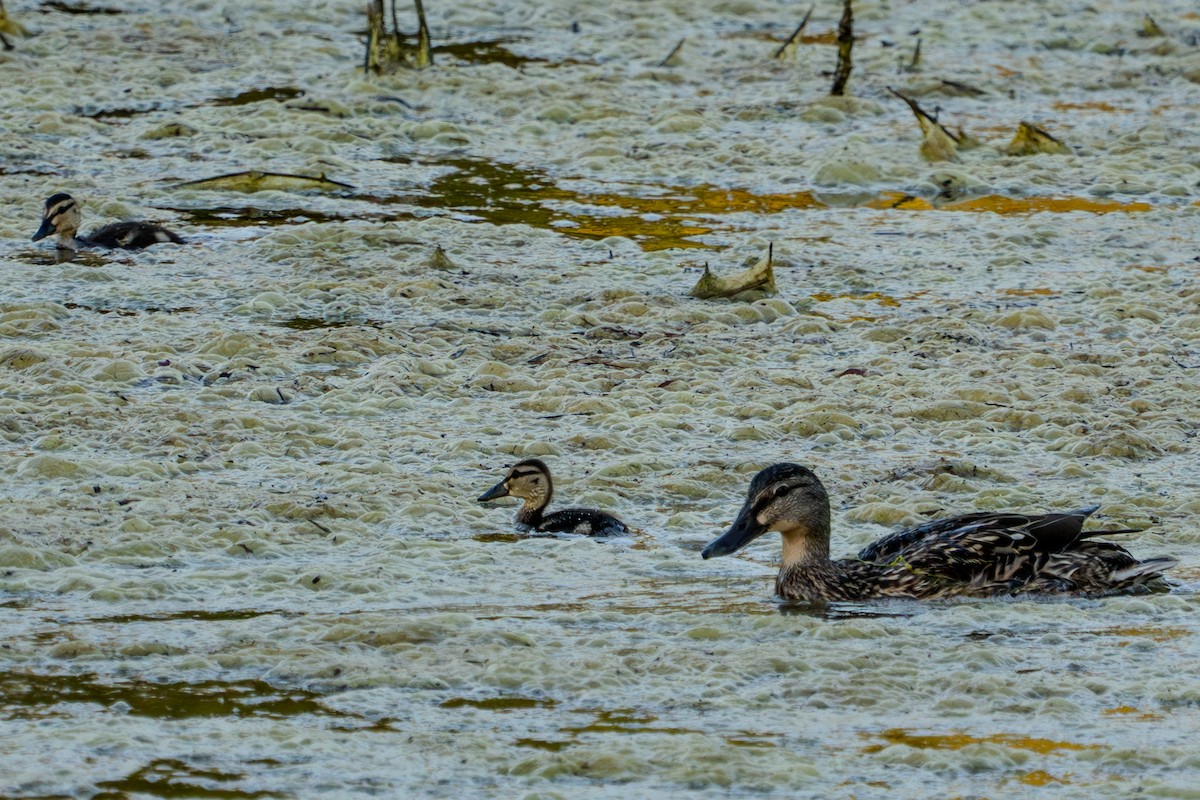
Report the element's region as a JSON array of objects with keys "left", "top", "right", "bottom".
[
  {"left": 477, "top": 481, "right": 510, "bottom": 503},
  {"left": 701, "top": 502, "right": 767, "bottom": 559},
  {"left": 32, "top": 218, "right": 56, "bottom": 242}
]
